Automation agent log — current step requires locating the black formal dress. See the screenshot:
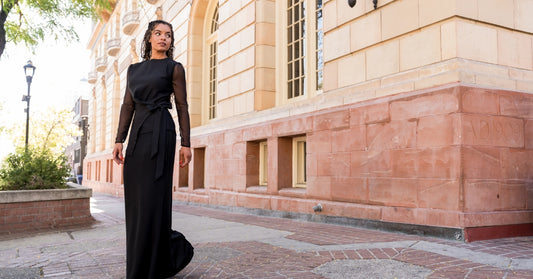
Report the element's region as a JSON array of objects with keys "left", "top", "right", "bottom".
[{"left": 115, "top": 58, "right": 193, "bottom": 279}]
